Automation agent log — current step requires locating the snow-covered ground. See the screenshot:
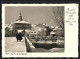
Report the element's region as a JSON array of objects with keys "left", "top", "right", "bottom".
[
  {"left": 49, "top": 48, "right": 64, "bottom": 52},
  {"left": 5, "top": 37, "right": 26, "bottom": 52}
]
